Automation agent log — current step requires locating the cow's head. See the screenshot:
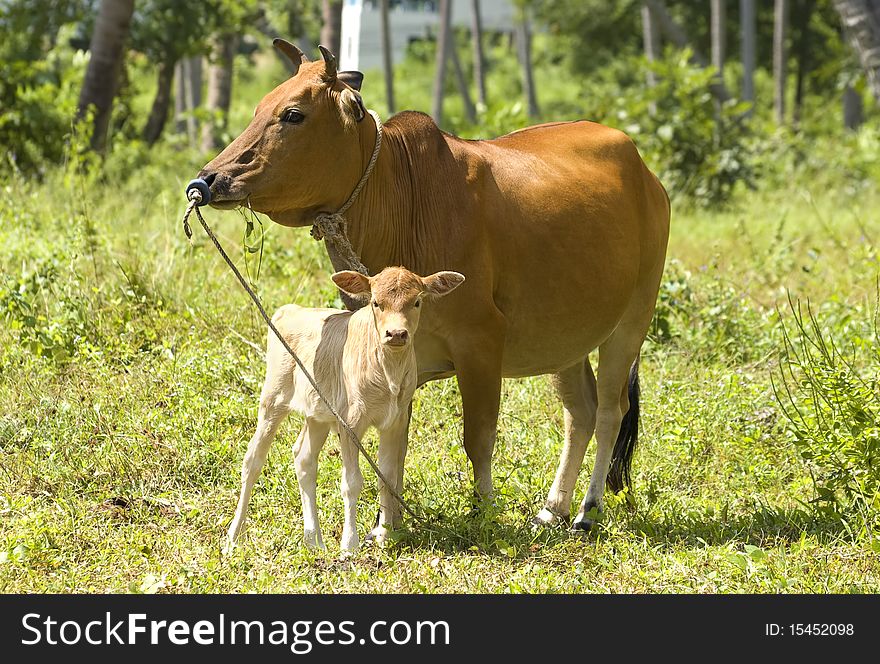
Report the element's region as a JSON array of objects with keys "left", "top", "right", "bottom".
[
  {"left": 331, "top": 267, "right": 465, "bottom": 351},
  {"left": 198, "top": 40, "right": 369, "bottom": 227}
]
